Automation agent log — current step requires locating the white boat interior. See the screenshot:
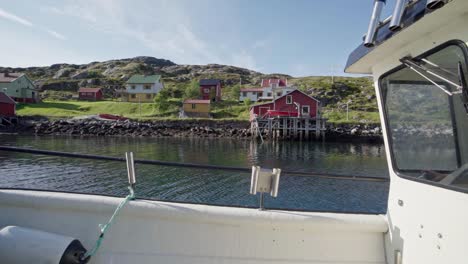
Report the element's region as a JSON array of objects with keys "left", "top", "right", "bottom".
[{"left": 1, "top": 0, "right": 468, "bottom": 263}]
